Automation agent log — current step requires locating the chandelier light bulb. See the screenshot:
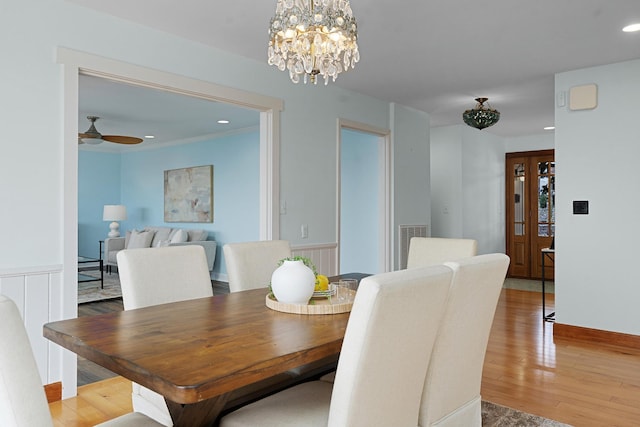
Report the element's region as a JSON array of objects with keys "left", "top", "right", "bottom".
[{"left": 268, "top": 0, "right": 360, "bottom": 85}]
